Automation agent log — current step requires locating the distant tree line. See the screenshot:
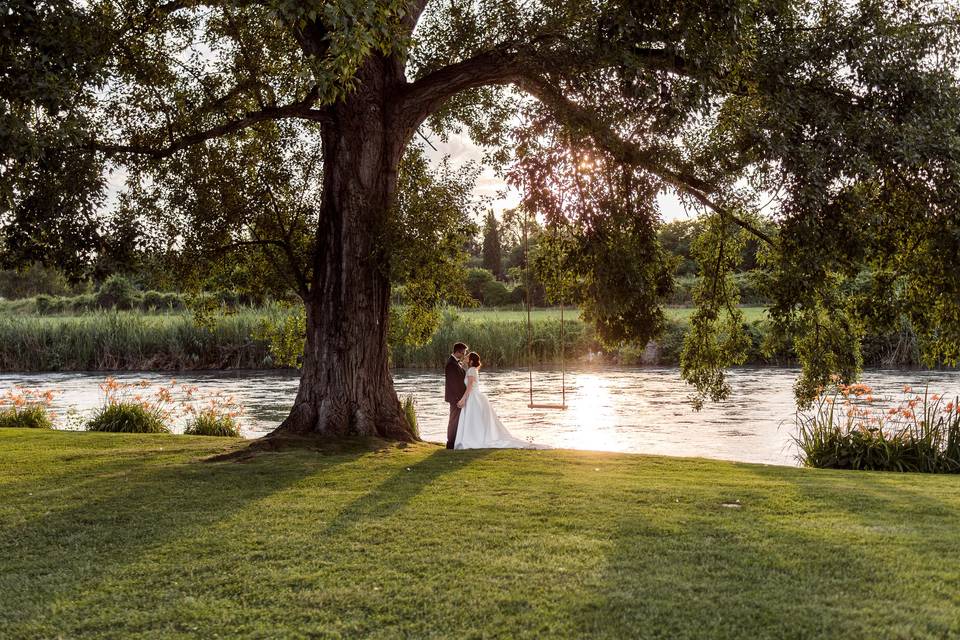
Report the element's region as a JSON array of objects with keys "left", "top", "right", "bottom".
[
  {"left": 463, "top": 214, "right": 771, "bottom": 307},
  {"left": 3, "top": 217, "right": 768, "bottom": 309}
]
